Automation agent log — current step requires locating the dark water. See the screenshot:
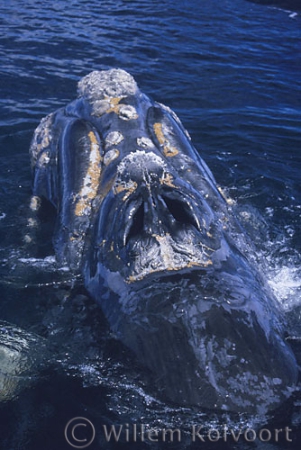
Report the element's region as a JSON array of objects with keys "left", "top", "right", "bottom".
[{"left": 0, "top": 0, "right": 301, "bottom": 449}]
